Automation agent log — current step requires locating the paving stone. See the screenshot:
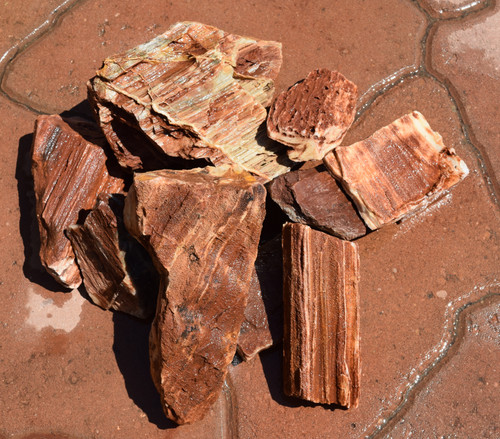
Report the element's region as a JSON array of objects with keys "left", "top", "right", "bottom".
[
  {"left": 228, "top": 75, "right": 500, "bottom": 438},
  {"left": 430, "top": 5, "right": 500, "bottom": 189},
  {"left": 2, "top": 0, "right": 426, "bottom": 114}
]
